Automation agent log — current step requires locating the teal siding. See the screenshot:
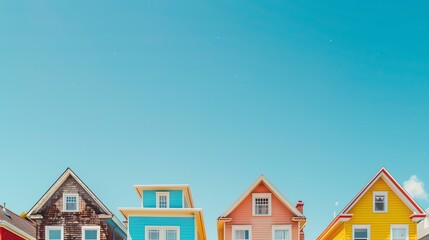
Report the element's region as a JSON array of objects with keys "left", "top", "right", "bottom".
[
  {"left": 143, "top": 190, "right": 183, "bottom": 208},
  {"left": 129, "top": 216, "right": 195, "bottom": 240}
]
